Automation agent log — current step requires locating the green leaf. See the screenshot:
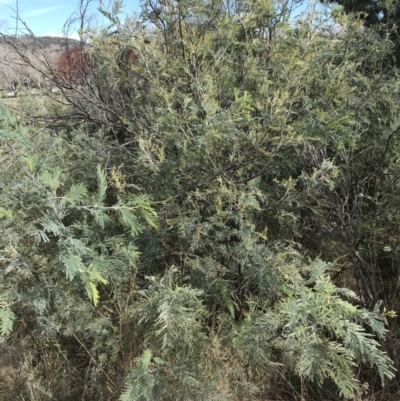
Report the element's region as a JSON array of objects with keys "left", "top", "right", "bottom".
[
  {"left": 86, "top": 281, "right": 101, "bottom": 306},
  {"left": 119, "top": 350, "right": 155, "bottom": 401},
  {"left": 118, "top": 207, "right": 141, "bottom": 236},
  {"left": 129, "top": 194, "right": 158, "bottom": 229},
  {"left": 153, "top": 356, "right": 164, "bottom": 366},
  {"left": 30, "top": 229, "right": 50, "bottom": 245},
  {"left": 139, "top": 349, "right": 152, "bottom": 370},
  {"left": 39, "top": 215, "right": 62, "bottom": 235},
  {"left": 96, "top": 165, "right": 107, "bottom": 205},
  {"left": 90, "top": 208, "right": 110, "bottom": 228},
  {"left": 0, "top": 307, "right": 15, "bottom": 336},
  {"left": 40, "top": 167, "right": 62, "bottom": 190},
  {"left": 83, "top": 263, "right": 108, "bottom": 306},
  {"left": 63, "top": 254, "right": 85, "bottom": 281},
  {"left": 138, "top": 207, "right": 158, "bottom": 230},
  {"left": 0, "top": 207, "right": 12, "bottom": 219},
  {"left": 216, "top": 279, "right": 237, "bottom": 318},
  {"left": 64, "top": 182, "right": 88, "bottom": 205}
]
